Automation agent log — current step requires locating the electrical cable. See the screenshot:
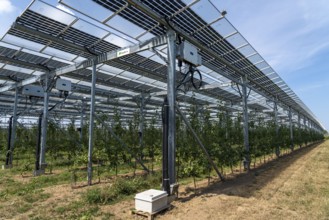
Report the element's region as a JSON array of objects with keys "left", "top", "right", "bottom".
[
  {"left": 48, "top": 94, "right": 69, "bottom": 113},
  {"left": 176, "top": 64, "right": 203, "bottom": 93}
]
